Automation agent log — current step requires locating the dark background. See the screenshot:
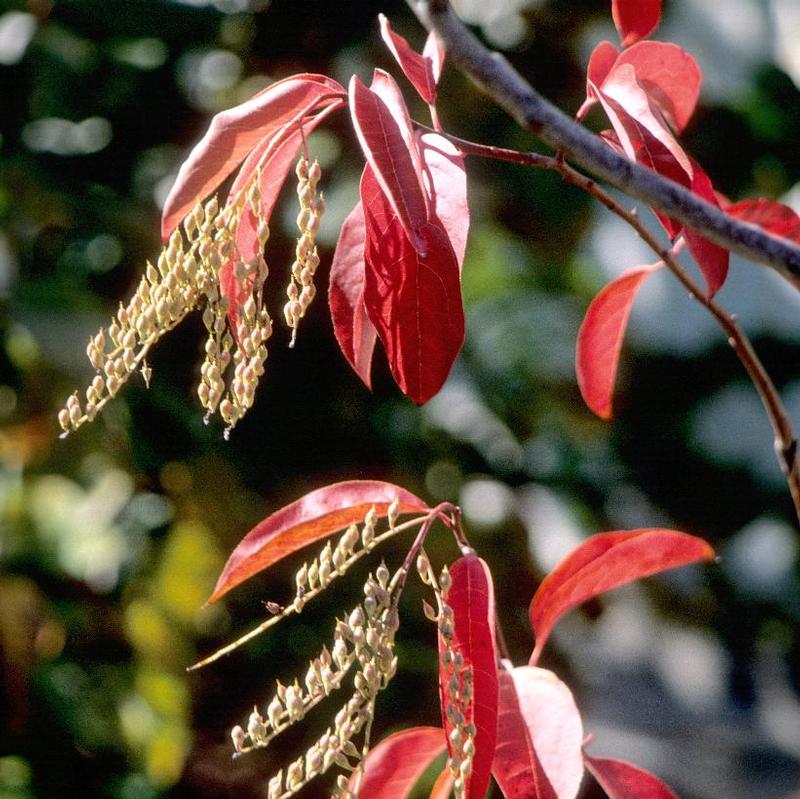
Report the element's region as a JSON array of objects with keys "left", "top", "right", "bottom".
[{"left": 2, "top": 0, "right": 800, "bottom": 797}]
